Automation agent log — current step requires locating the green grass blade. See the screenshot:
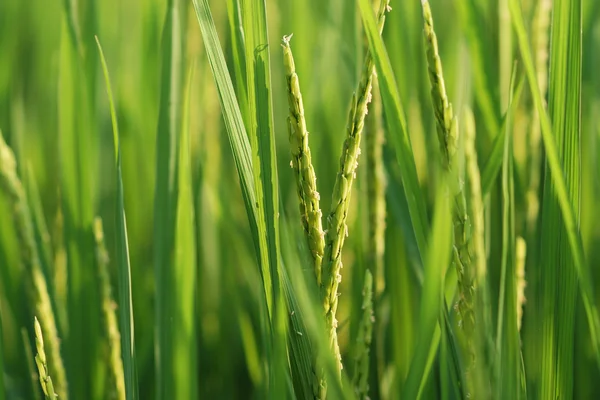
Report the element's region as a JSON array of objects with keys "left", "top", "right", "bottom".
[
  {"left": 95, "top": 36, "right": 138, "bottom": 400},
  {"left": 58, "top": 8, "right": 98, "bottom": 398},
  {"left": 241, "top": 0, "right": 282, "bottom": 320},
  {"left": 543, "top": 0, "right": 584, "bottom": 391},
  {"left": 480, "top": 78, "right": 524, "bottom": 198},
  {"left": 454, "top": 0, "right": 500, "bottom": 141},
  {"left": 401, "top": 181, "right": 453, "bottom": 400},
  {"left": 190, "top": 0, "right": 258, "bottom": 251},
  {"left": 191, "top": 1, "right": 299, "bottom": 396},
  {"left": 93, "top": 218, "right": 126, "bottom": 400},
  {"left": 358, "top": 0, "right": 429, "bottom": 262},
  {"left": 360, "top": 5, "right": 466, "bottom": 393},
  {"left": 225, "top": 0, "right": 249, "bottom": 126},
  {"left": 509, "top": 0, "right": 600, "bottom": 380},
  {"left": 170, "top": 63, "right": 199, "bottom": 400},
  {"left": 152, "top": 1, "right": 186, "bottom": 398},
  {"left": 241, "top": 0, "right": 286, "bottom": 393},
  {"left": 495, "top": 96, "right": 522, "bottom": 399}
]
